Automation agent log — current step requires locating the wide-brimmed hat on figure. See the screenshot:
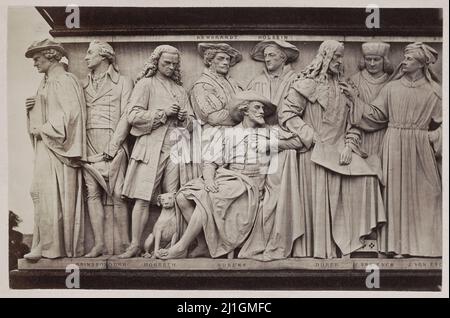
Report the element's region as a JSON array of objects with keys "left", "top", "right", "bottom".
[
  {"left": 229, "top": 91, "right": 277, "bottom": 123},
  {"left": 250, "top": 40, "right": 299, "bottom": 63},
  {"left": 197, "top": 42, "right": 242, "bottom": 66},
  {"left": 25, "top": 38, "right": 67, "bottom": 58}
]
